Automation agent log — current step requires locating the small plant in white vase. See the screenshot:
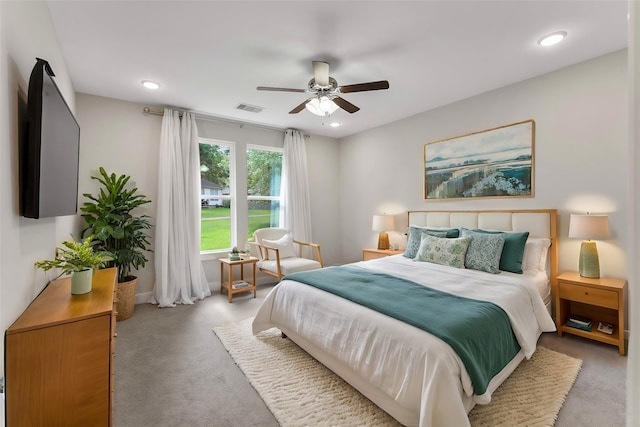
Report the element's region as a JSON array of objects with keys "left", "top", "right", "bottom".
[{"left": 35, "top": 236, "right": 113, "bottom": 295}]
